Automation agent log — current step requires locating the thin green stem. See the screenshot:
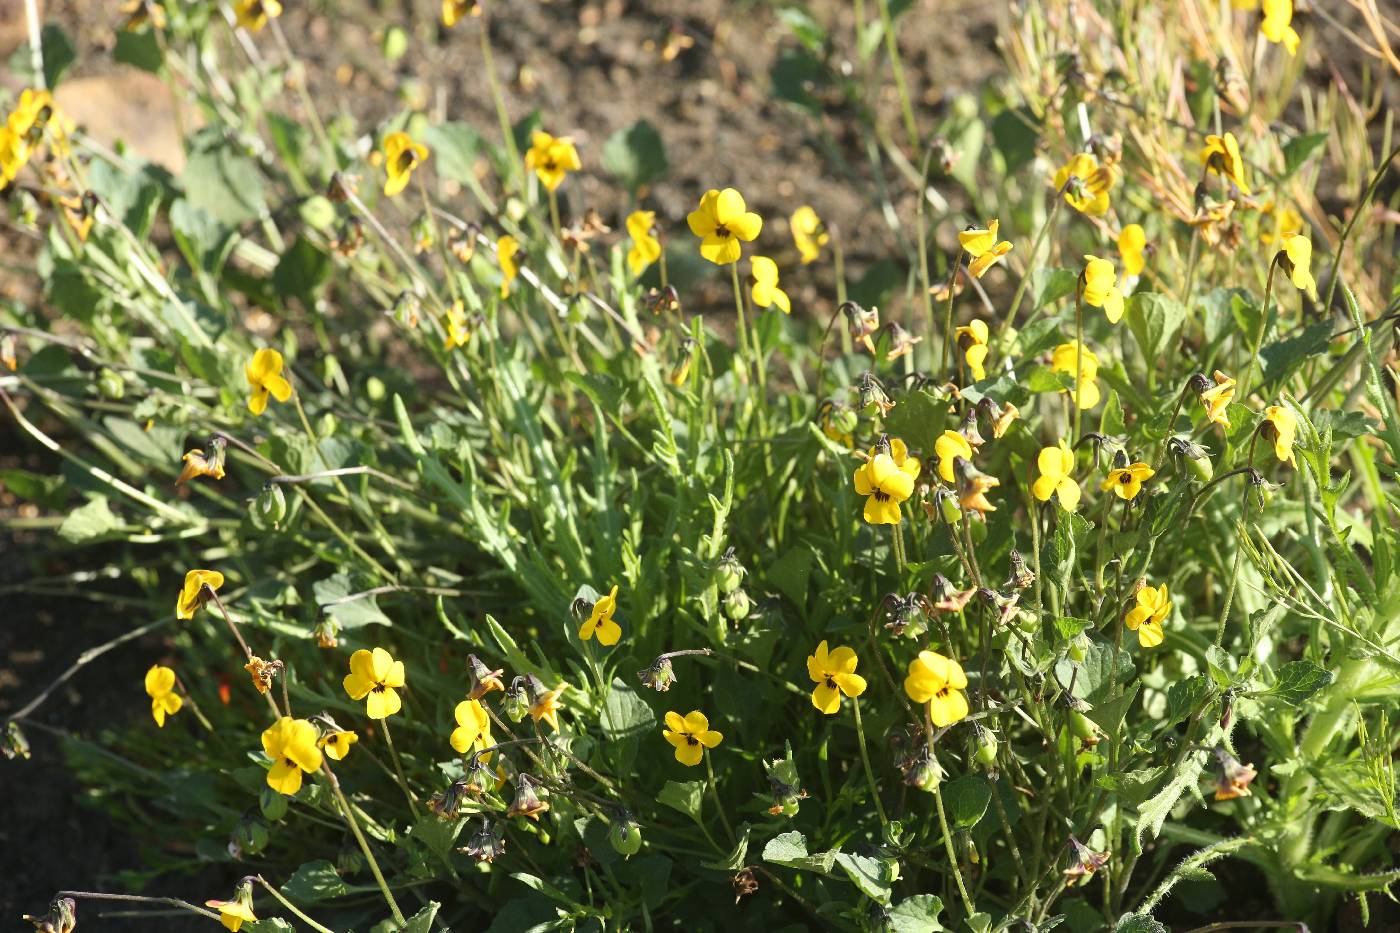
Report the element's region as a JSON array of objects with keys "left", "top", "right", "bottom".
[
  {"left": 704, "top": 749, "right": 737, "bottom": 844},
  {"left": 933, "top": 781, "right": 974, "bottom": 916},
  {"left": 875, "top": 0, "right": 919, "bottom": 152},
  {"left": 999, "top": 195, "right": 1064, "bottom": 339},
  {"left": 1073, "top": 281, "right": 1085, "bottom": 443},
  {"left": 1236, "top": 259, "right": 1278, "bottom": 403},
  {"left": 255, "top": 876, "right": 337, "bottom": 933},
  {"left": 379, "top": 717, "right": 420, "bottom": 818},
  {"left": 851, "top": 697, "right": 888, "bottom": 825},
  {"left": 322, "top": 762, "right": 407, "bottom": 928}
]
